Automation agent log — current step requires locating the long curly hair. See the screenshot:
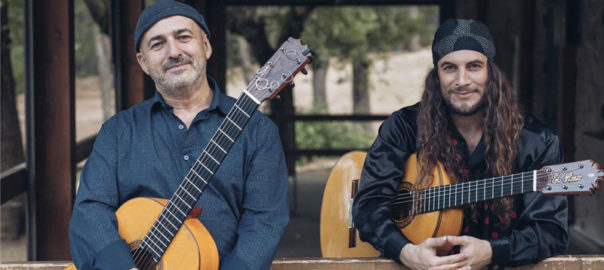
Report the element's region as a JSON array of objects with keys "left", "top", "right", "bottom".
[{"left": 416, "top": 60, "right": 524, "bottom": 224}]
